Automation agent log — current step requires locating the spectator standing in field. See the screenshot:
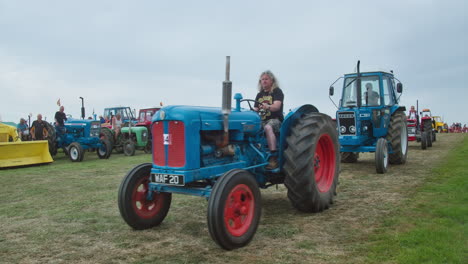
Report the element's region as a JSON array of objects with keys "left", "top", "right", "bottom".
[
  {"left": 31, "top": 114, "right": 48, "bottom": 140},
  {"left": 17, "top": 118, "right": 30, "bottom": 140}
]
